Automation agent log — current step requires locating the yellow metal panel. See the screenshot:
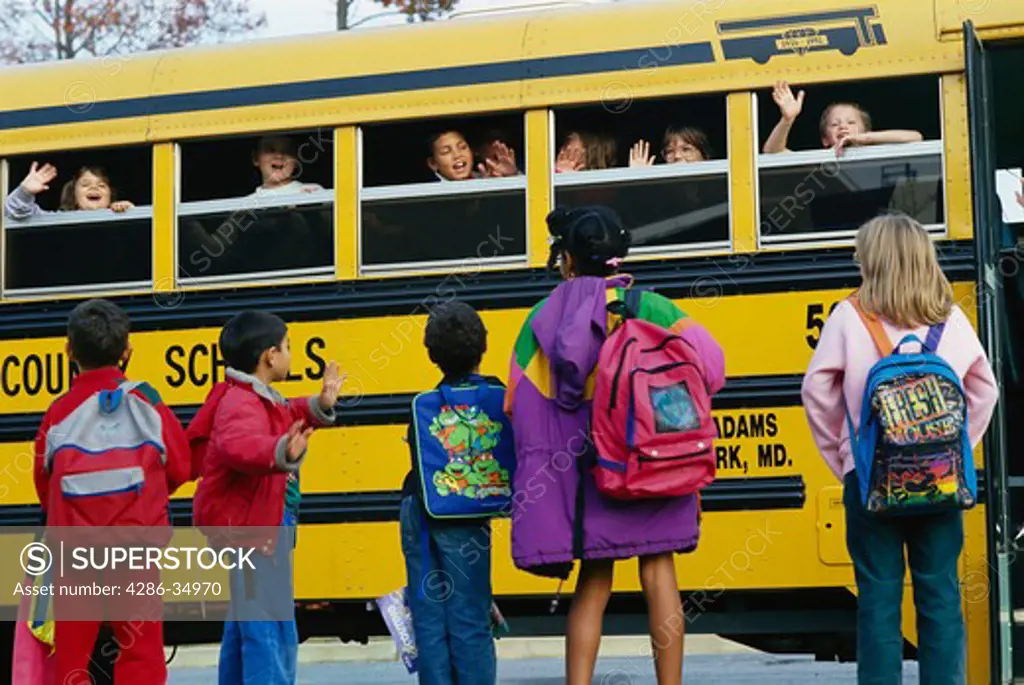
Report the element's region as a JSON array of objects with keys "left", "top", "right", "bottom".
[
  {"left": 0, "top": 118, "right": 153, "bottom": 157},
  {"left": 335, "top": 127, "right": 358, "bottom": 281},
  {"left": 816, "top": 485, "right": 849, "bottom": 565},
  {"left": 526, "top": 109, "right": 553, "bottom": 268},
  {"left": 962, "top": 502, "right": 992, "bottom": 685},
  {"left": 942, "top": 74, "right": 973, "bottom": 241},
  {"left": 936, "top": 0, "right": 1024, "bottom": 41},
  {"left": 728, "top": 93, "right": 757, "bottom": 253},
  {"left": 153, "top": 143, "right": 177, "bottom": 291}
]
